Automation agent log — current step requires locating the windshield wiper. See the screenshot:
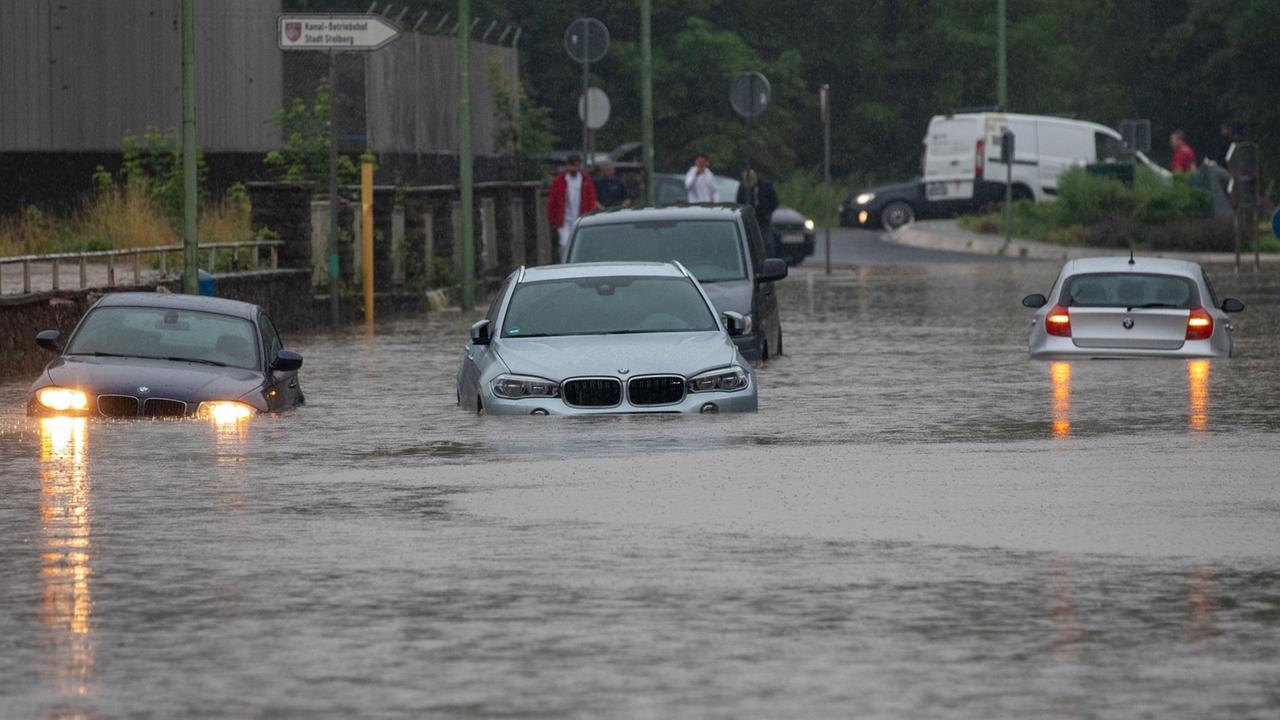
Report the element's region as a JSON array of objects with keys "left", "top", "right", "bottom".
[{"left": 166, "top": 356, "right": 228, "bottom": 367}]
